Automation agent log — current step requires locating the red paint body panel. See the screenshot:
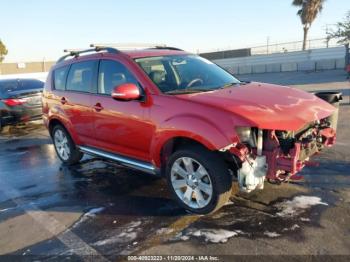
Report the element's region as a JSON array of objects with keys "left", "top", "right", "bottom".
[
  {"left": 178, "top": 82, "right": 335, "bottom": 131},
  {"left": 43, "top": 49, "right": 337, "bottom": 178},
  {"left": 89, "top": 95, "right": 153, "bottom": 161}
]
